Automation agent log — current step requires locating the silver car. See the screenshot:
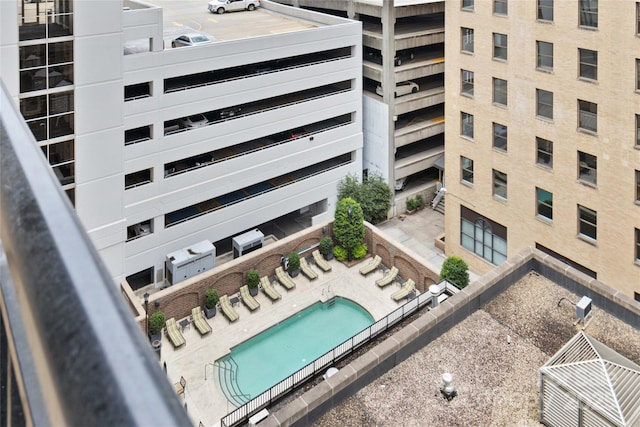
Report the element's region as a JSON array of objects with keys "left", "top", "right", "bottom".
[
  {"left": 208, "top": 0, "right": 260, "bottom": 14},
  {"left": 171, "top": 33, "right": 212, "bottom": 48}
]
